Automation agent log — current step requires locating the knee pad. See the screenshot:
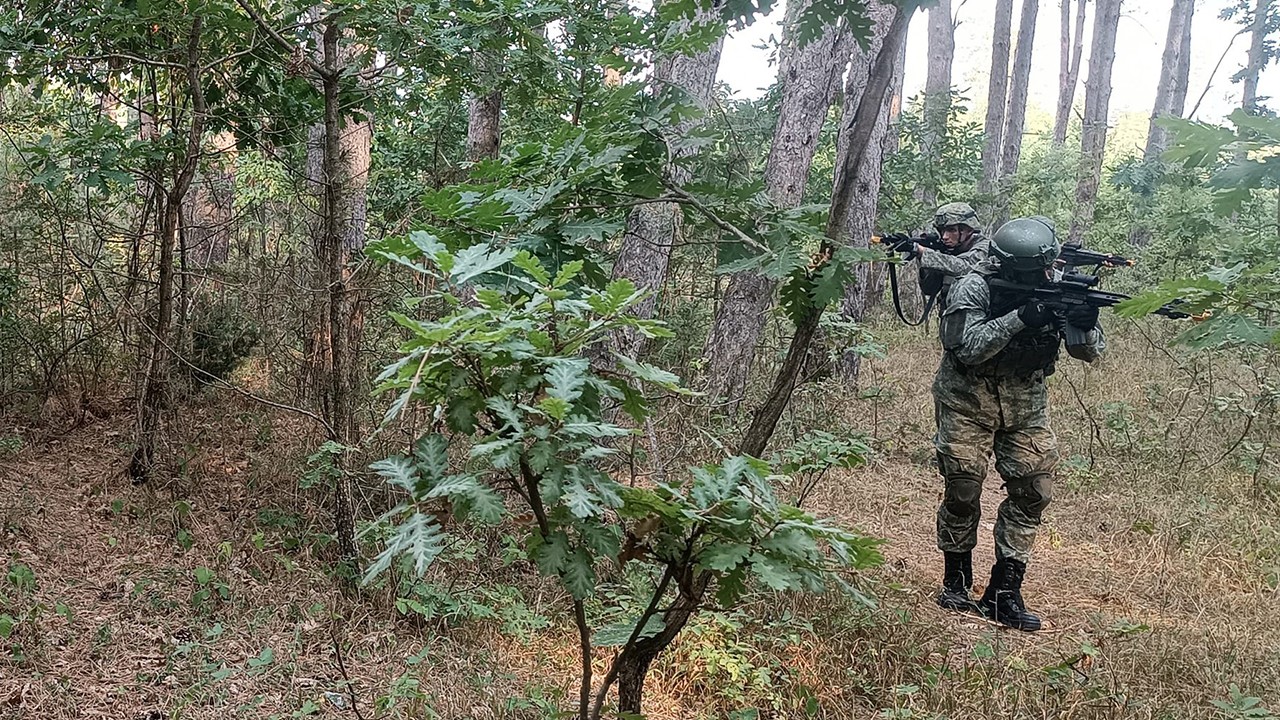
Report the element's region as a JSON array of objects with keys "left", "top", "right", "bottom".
[
  {"left": 943, "top": 475, "right": 982, "bottom": 517},
  {"left": 1008, "top": 473, "right": 1052, "bottom": 518}
]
